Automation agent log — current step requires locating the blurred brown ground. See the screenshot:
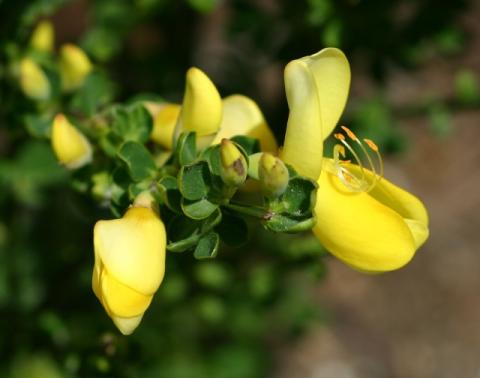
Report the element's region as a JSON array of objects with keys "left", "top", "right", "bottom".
[{"left": 274, "top": 4, "right": 480, "bottom": 378}]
